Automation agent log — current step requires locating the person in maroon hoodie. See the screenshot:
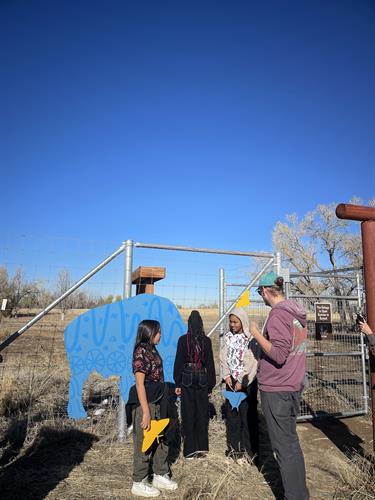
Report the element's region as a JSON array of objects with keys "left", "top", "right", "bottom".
[{"left": 250, "top": 272, "right": 309, "bottom": 500}]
